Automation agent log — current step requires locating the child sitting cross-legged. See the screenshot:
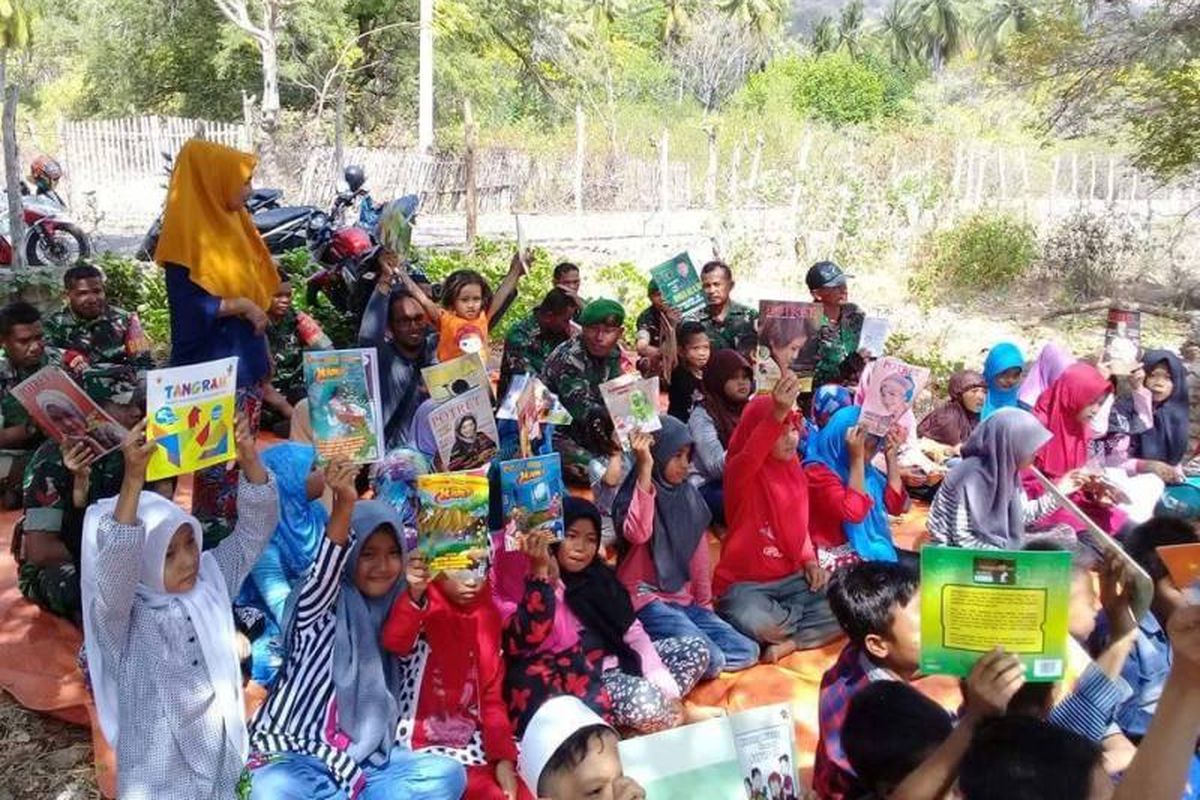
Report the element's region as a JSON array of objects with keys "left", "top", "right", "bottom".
[
  {"left": 381, "top": 556, "right": 526, "bottom": 800},
  {"left": 81, "top": 416, "right": 280, "bottom": 800}
]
